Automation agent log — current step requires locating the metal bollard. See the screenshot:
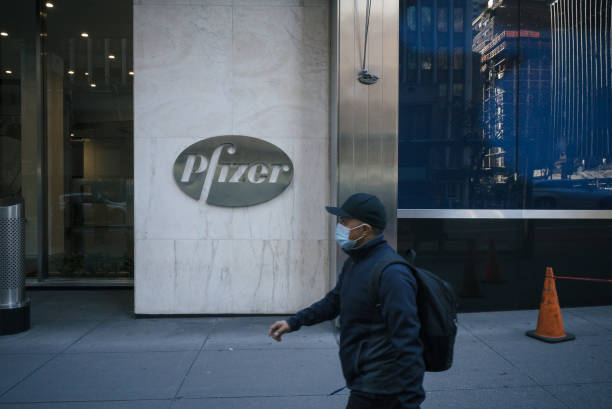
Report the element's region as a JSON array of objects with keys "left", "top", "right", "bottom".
[{"left": 0, "top": 196, "right": 31, "bottom": 335}]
